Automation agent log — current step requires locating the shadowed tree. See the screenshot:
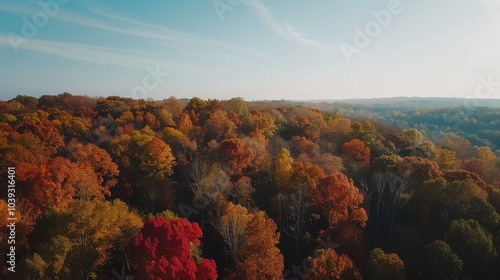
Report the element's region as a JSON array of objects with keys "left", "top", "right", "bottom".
[
  {"left": 415, "top": 177, "right": 492, "bottom": 238},
  {"left": 203, "top": 109, "right": 236, "bottom": 142},
  {"left": 447, "top": 219, "right": 496, "bottom": 277},
  {"left": 399, "top": 156, "right": 441, "bottom": 189},
  {"left": 366, "top": 248, "right": 405, "bottom": 280},
  {"left": 111, "top": 131, "right": 176, "bottom": 211},
  {"left": 423, "top": 240, "right": 464, "bottom": 280},
  {"left": 218, "top": 138, "right": 253, "bottom": 179},
  {"left": 275, "top": 148, "right": 293, "bottom": 192},
  {"left": 280, "top": 161, "right": 325, "bottom": 255}
]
